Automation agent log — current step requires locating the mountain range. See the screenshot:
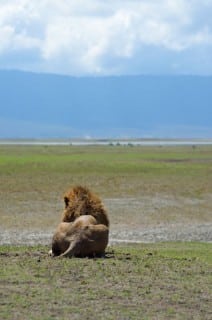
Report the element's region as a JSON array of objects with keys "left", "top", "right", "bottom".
[{"left": 0, "top": 70, "right": 211, "bottom": 138}]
